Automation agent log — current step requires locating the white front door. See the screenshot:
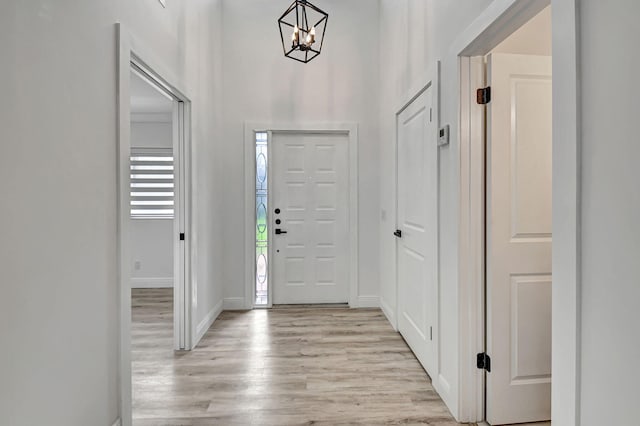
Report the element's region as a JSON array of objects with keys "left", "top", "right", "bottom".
[
  {"left": 271, "top": 132, "right": 350, "bottom": 304},
  {"left": 485, "top": 53, "right": 553, "bottom": 425},
  {"left": 396, "top": 86, "right": 438, "bottom": 376}
]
